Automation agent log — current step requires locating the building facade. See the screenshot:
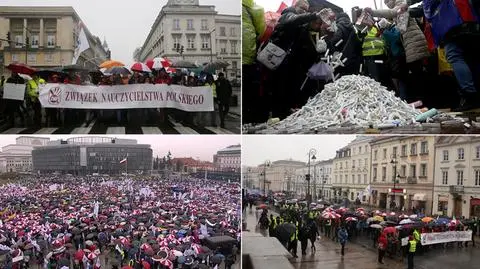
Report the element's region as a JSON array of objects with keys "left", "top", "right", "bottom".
[
  {"left": 262, "top": 160, "right": 305, "bottom": 194},
  {"left": 0, "top": 6, "right": 109, "bottom": 76},
  {"left": 0, "top": 136, "right": 50, "bottom": 173},
  {"left": 136, "top": 0, "right": 240, "bottom": 79},
  {"left": 213, "top": 144, "right": 240, "bottom": 172},
  {"left": 32, "top": 137, "right": 152, "bottom": 175},
  {"left": 433, "top": 136, "right": 480, "bottom": 218},
  {"left": 294, "top": 159, "right": 333, "bottom": 201},
  {"left": 346, "top": 136, "right": 373, "bottom": 204},
  {"left": 369, "top": 136, "right": 435, "bottom": 215},
  {"left": 332, "top": 146, "right": 352, "bottom": 204}
]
